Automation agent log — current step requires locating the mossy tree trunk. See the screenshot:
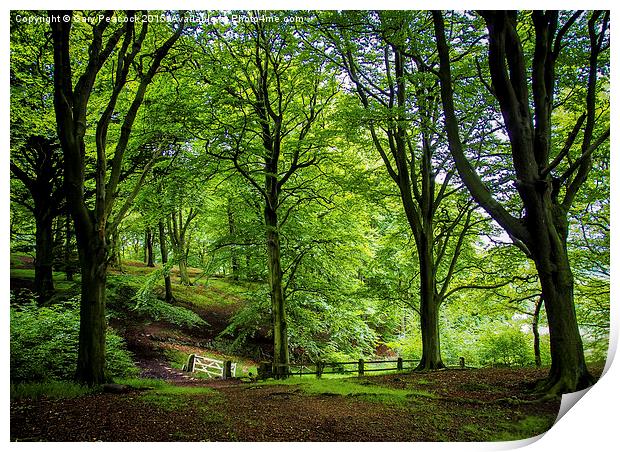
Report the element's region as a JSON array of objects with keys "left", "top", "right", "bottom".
[
  {"left": 50, "top": 10, "right": 184, "bottom": 385},
  {"left": 434, "top": 10, "right": 609, "bottom": 393}
]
